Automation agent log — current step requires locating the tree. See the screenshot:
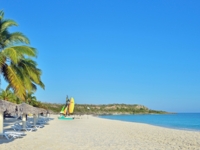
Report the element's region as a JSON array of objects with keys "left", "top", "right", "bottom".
[
  {"left": 0, "top": 10, "right": 44, "bottom": 100},
  {"left": 0, "top": 88, "right": 16, "bottom": 103},
  {"left": 25, "top": 91, "right": 37, "bottom": 104}
]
